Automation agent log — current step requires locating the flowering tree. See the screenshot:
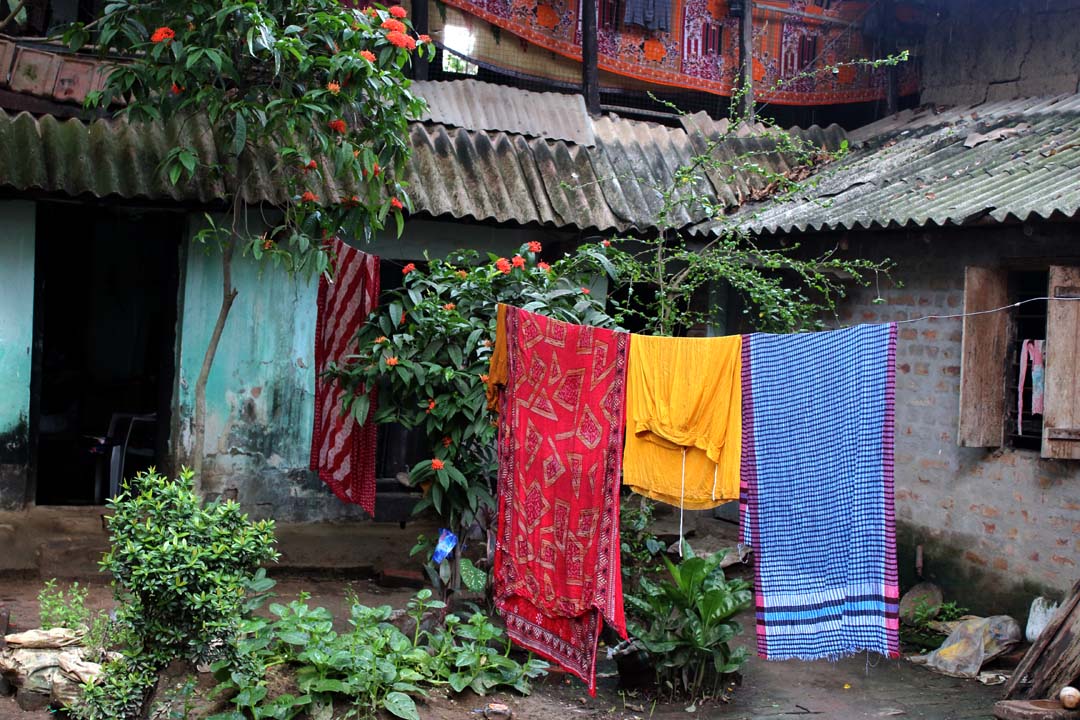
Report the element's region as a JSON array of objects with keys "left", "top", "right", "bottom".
[
  {"left": 65, "top": 0, "right": 433, "bottom": 479},
  {"left": 335, "top": 243, "right": 615, "bottom": 594}
]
